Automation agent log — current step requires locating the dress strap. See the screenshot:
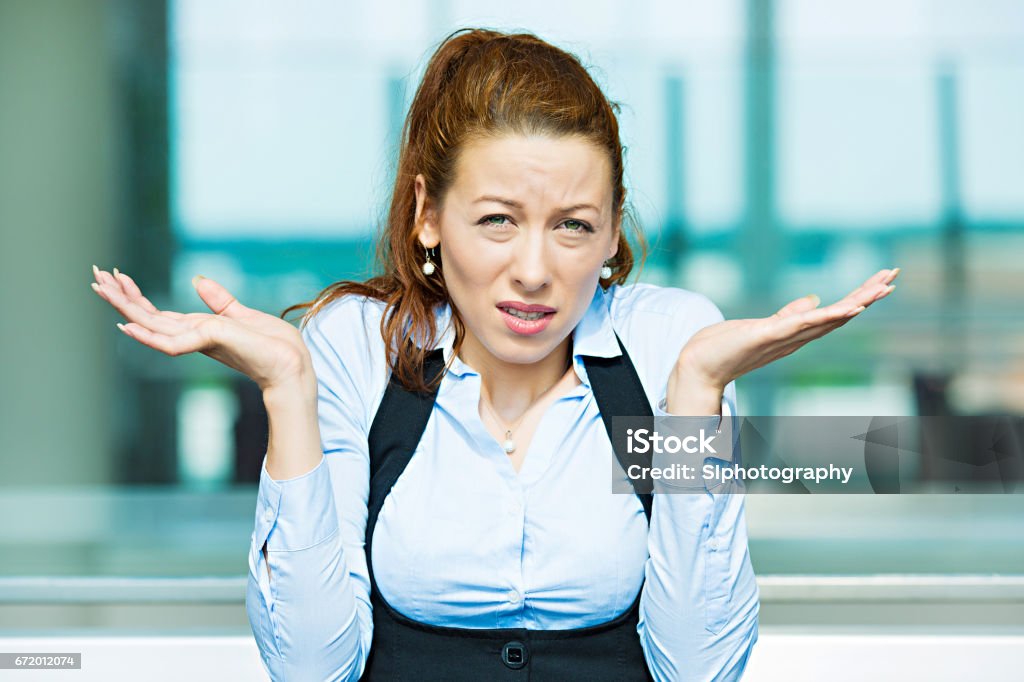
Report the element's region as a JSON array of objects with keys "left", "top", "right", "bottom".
[
  {"left": 580, "top": 333, "right": 655, "bottom": 522},
  {"left": 365, "top": 346, "right": 446, "bottom": 586}
]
